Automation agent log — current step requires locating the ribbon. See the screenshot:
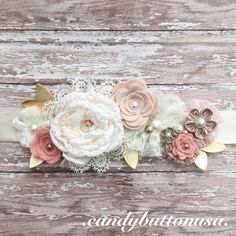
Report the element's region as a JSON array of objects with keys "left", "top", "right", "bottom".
[
  {"left": 0, "top": 108, "right": 236, "bottom": 144},
  {"left": 0, "top": 108, "right": 21, "bottom": 142}
]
